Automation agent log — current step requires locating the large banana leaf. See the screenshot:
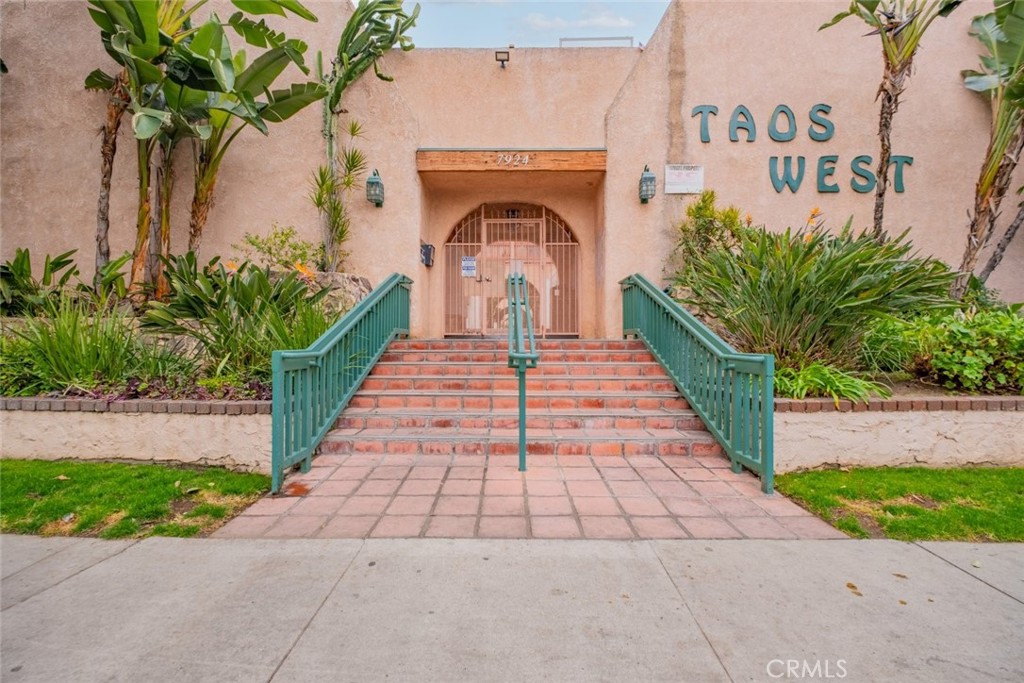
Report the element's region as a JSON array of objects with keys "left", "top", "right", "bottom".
[
  {"left": 259, "top": 82, "right": 327, "bottom": 122},
  {"left": 230, "top": 0, "right": 317, "bottom": 22},
  {"left": 235, "top": 44, "right": 308, "bottom": 96}
]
